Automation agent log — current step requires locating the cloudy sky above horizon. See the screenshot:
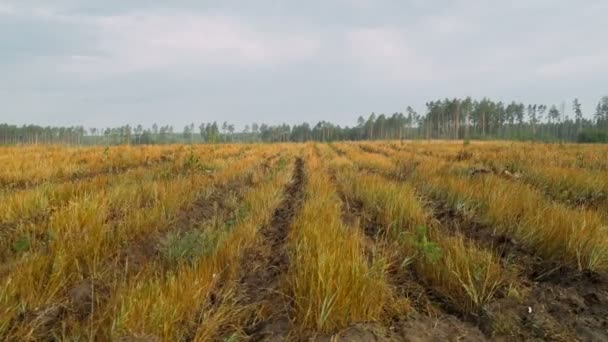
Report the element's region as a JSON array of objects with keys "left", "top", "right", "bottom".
[{"left": 1, "top": 0, "right": 607, "bottom": 129}]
